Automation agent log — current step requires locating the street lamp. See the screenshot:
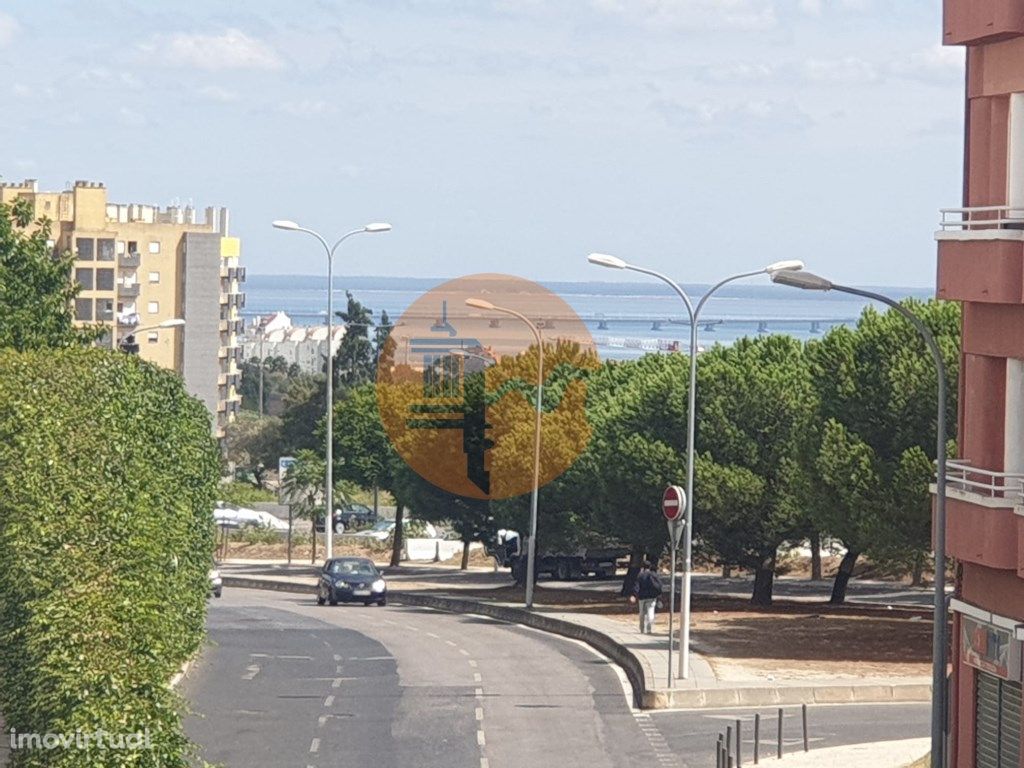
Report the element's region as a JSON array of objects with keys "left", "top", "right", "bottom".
[
  {"left": 272, "top": 219, "right": 391, "bottom": 560},
  {"left": 465, "top": 297, "right": 544, "bottom": 609},
  {"left": 587, "top": 253, "right": 803, "bottom": 681},
  {"left": 771, "top": 269, "right": 948, "bottom": 768},
  {"left": 118, "top": 318, "right": 186, "bottom": 354}
]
